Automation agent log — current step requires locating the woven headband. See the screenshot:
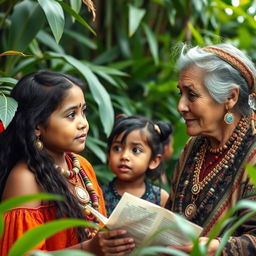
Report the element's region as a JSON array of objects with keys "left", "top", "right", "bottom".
[{"left": 203, "top": 46, "right": 254, "bottom": 90}]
